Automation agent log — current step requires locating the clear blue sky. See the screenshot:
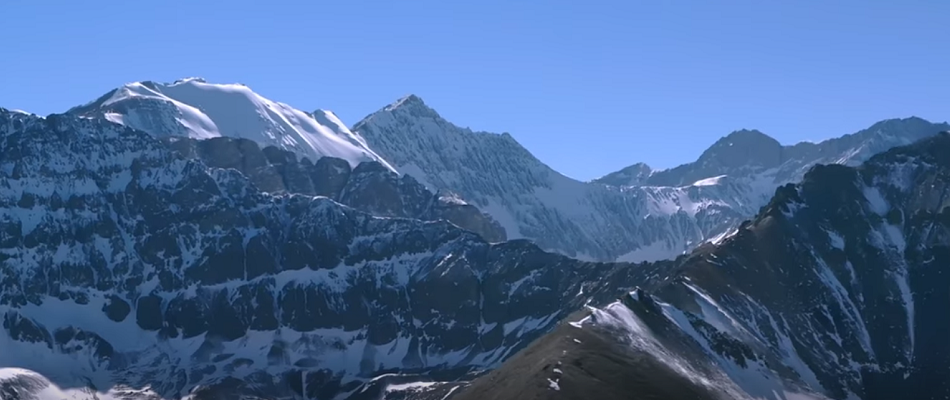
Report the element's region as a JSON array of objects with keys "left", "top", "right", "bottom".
[{"left": 2, "top": 1, "right": 948, "bottom": 181}]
